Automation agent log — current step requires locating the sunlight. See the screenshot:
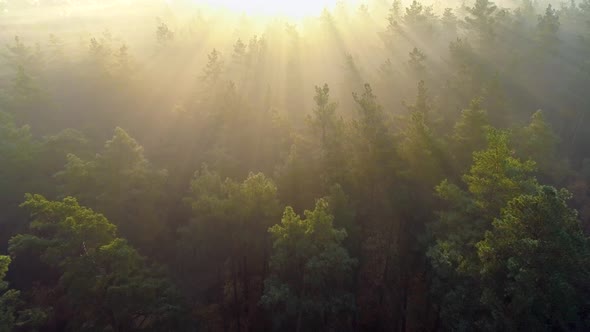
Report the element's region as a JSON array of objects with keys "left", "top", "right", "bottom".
[{"left": 199, "top": 0, "right": 351, "bottom": 19}]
